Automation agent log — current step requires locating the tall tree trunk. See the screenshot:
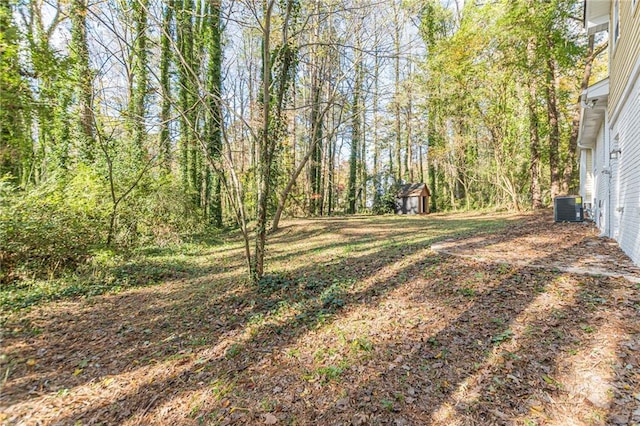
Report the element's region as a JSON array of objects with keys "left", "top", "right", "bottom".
[
  {"left": 307, "top": 0, "right": 323, "bottom": 216},
  {"left": 70, "top": 0, "right": 94, "bottom": 160},
  {"left": 205, "top": 0, "right": 223, "bottom": 226},
  {"left": 527, "top": 38, "right": 542, "bottom": 209},
  {"left": 254, "top": 0, "right": 273, "bottom": 282},
  {"left": 327, "top": 108, "right": 336, "bottom": 216},
  {"left": 429, "top": 163, "right": 437, "bottom": 212},
  {"left": 159, "top": 0, "right": 173, "bottom": 172},
  {"left": 347, "top": 85, "right": 360, "bottom": 214},
  {"left": 177, "top": 0, "right": 194, "bottom": 192},
  {"left": 309, "top": 78, "right": 323, "bottom": 215},
  {"left": 359, "top": 99, "right": 367, "bottom": 210},
  {"left": 347, "top": 20, "right": 362, "bottom": 215},
  {"left": 545, "top": 39, "right": 561, "bottom": 200},
  {"left": 253, "top": 0, "right": 295, "bottom": 282},
  {"left": 418, "top": 145, "right": 423, "bottom": 183},
  {"left": 393, "top": 6, "right": 402, "bottom": 183},
  {"left": 372, "top": 35, "right": 380, "bottom": 206},
  {"left": 0, "top": 0, "right": 31, "bottom": 185},
  {"left": 406, "top": 90, "right": 413, "bottom": 182},
  {"left": 131, "top": 0, "right": 149, "bottom": 159}
]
